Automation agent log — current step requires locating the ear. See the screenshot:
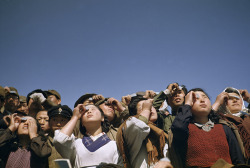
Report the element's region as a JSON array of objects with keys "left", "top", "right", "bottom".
[{"left": 101, "top": 116, "right": 104, "bottom": 122}]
